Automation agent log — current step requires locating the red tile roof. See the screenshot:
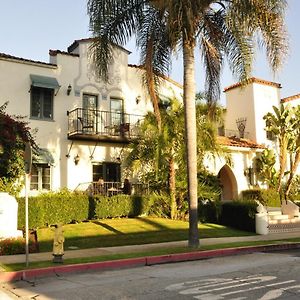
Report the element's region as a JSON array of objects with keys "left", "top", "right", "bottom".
[
  {"left": 224, "top": 77, "right": 281, "bottom": 92},
  {"left": 49, "top": 49, "right": 79, "bottom": 57},
  {"left": 281, "top": 93, "right": 300, "bottom": 103},
  {"left": 217, "top": 136, "right": 265, "bottom": 149},
  {"left": 0, "top": 52, "right": 56, "bottom": 67},
  {"left": 67, "top": 38, "right": 131, "bottom": 54}
]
